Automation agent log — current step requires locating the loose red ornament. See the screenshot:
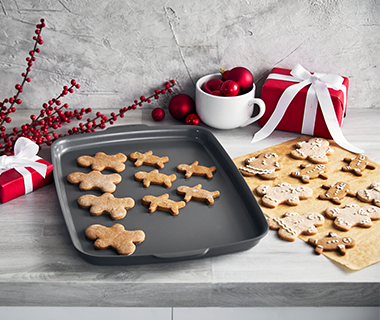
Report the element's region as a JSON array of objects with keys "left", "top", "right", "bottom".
[
  {"left": 151, "top": 108, "right": 165, "bottom": 121},
  {"left": 185, "top": 113, "right": 200, "bottom": 126},
  {"left": 226, "top": 67, "right": 254, "bottom": 94},
  {"left": 169, "top": 94, "right": 195, "bottom": 121}
]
